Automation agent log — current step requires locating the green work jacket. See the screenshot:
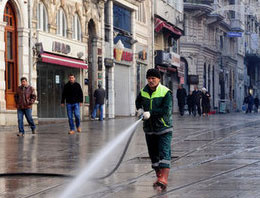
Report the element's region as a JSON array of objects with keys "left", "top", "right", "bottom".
[{"left": 136, "top": 83, "right": 173, "bottom": 135}]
